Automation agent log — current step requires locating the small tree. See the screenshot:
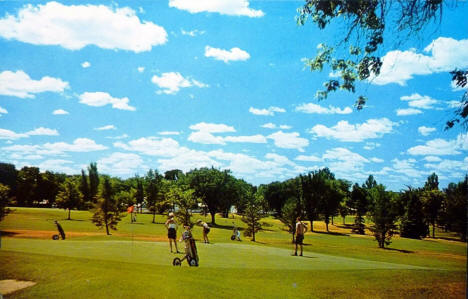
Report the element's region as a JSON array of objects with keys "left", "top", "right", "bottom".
[
  {"left": 241, "top": 192, "right": 265, "bottom": 242},
  {"left": 92, "top": 178, "right": 122, "bottom": 235},
  {"left": 368, "top": 185, "right": 398, "bottom": 248},
  {"left": 168, "top": 185, "right": 197, "bottom": 227},
  {"left": 400, "top": 188, "right": 428, "bottom": 239},
  {"left": 338, "top": 200, "right": 350, "bottom": 225},
  {"left": 56, "top": 179, "right": 83, "bottom": 220},
  {"left": 0, "top": 183, "right": 11, "bottom": 222},
  {"left": 349, "top": 183, "right": 368, "bottom": 234},
  {"left": 279, "top": 197, "right": 303, "bottom": 243}
]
